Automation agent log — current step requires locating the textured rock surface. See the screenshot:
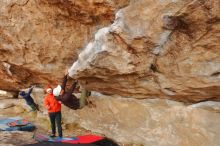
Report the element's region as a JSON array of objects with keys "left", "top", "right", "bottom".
[
  {"left": 1, "top": 0, "right": 220, "bottom": 145},
  {"left": 0, "top": 102, "right": 14, "bottom": 109},
  {"left": 1, "top": 89, "right": 220, "bottom": 146},
  {"left": 0, "top": 131, "right": 35, "bottom": 146},
  {"left": 75, "top": 93, "right": 220, "bottom": 146},
  {"left": 69, "top": 0, "right": 220, "bottom": 102},
  {"left": 0, "top": 0, "right": 129, "bottom": 91},
  {"left": 0, "top": 90, "right": 18, "bottom": 99}
]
